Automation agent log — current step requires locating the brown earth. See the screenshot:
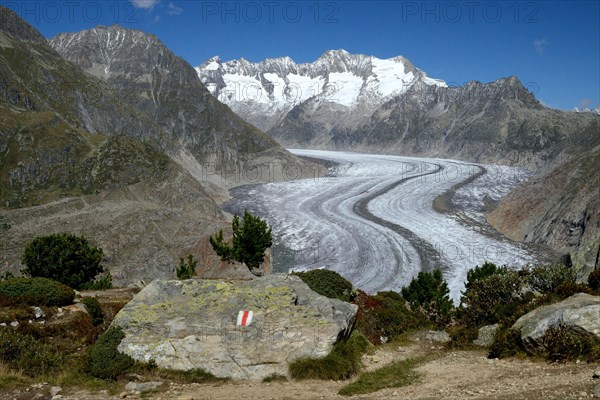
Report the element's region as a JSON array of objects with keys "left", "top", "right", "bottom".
[{"left": 6, "top": 331, "right": 598, "bottom": 400}]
